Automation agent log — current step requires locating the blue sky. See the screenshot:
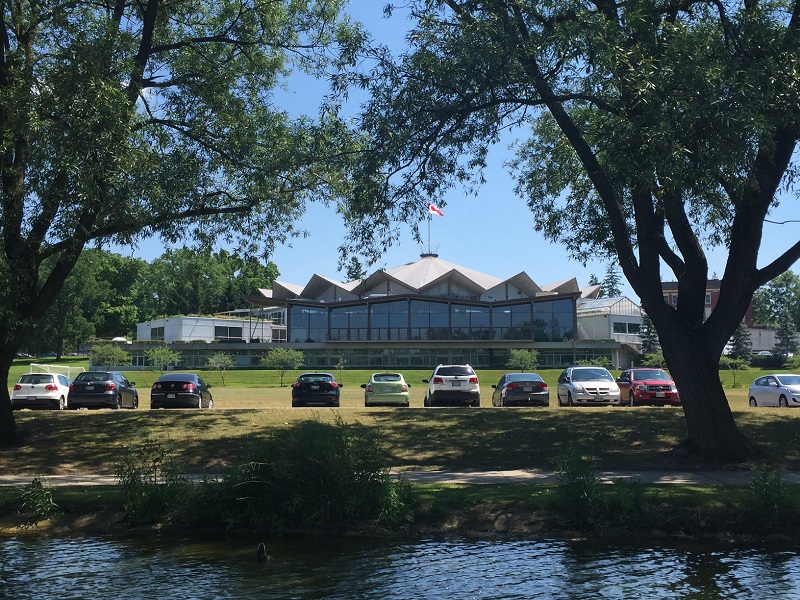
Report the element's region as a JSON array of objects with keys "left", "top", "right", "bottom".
[{"left": 118, "top": 2, "right": 798, "bottom": 301}]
